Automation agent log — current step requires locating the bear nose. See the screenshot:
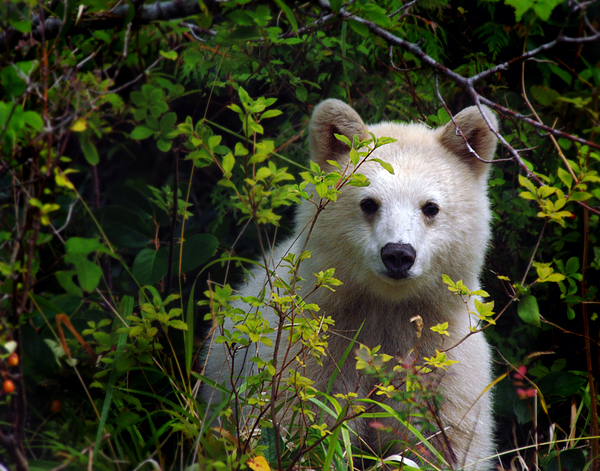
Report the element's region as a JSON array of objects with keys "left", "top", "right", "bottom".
[{"left": 380, "top": 243, "right": 416, "bottom": 278}]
